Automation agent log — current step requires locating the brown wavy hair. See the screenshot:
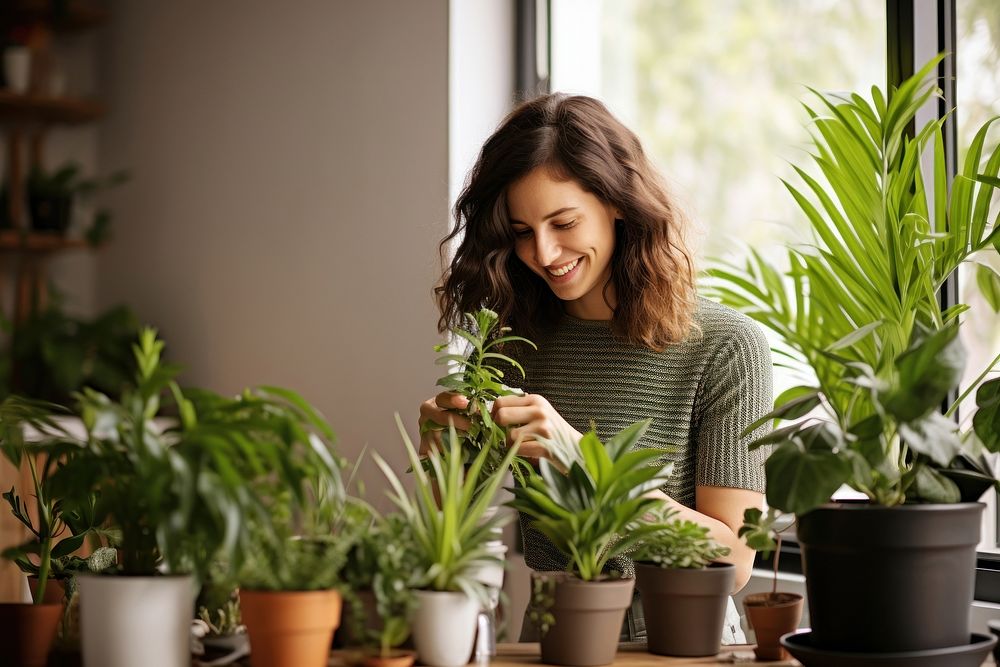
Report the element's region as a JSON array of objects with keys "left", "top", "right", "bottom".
[{"left": 436, "top": 94, "right": 696, "bottom": 351}]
